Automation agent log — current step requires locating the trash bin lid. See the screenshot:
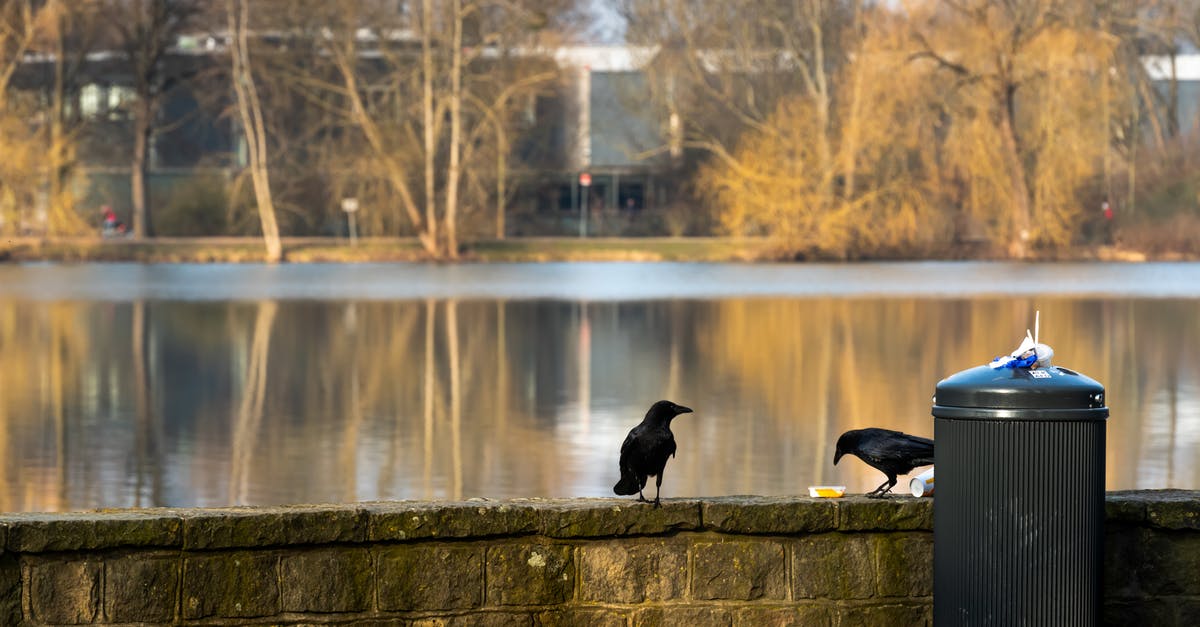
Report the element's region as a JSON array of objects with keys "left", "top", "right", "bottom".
[{"left": 932, "top": 365, "right": 1108, "bottom": 421}]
